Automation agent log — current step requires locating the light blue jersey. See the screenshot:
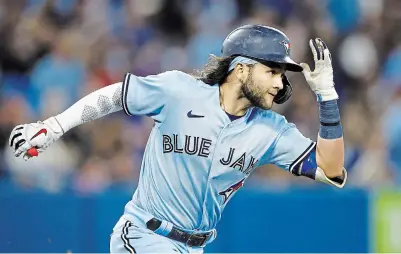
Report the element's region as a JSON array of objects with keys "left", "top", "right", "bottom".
[{"left": 119, "top": 70, "right": 314, "bottom": 237}]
